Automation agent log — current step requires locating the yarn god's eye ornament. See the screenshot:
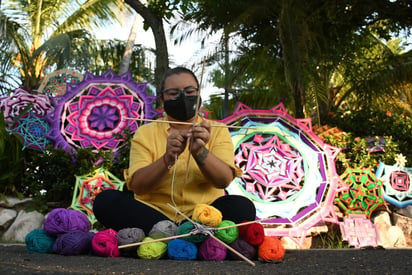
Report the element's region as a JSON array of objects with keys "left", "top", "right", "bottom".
[
  {"left": 0, "top": 88, "right": 53, "bottom": 128},
  {"left": 46, "top": 70, "right": 157, "bottom": 154},
  {"left": 335, "top": 167, "right": 386, "bottom": 218},
  {"left": 375, "top": 156, "right": 412, "bottom": 208},
  {"left": 70, "top": 168, "right": 125, "bottom": 225},
  {"left": 37, "top": 69, "right": 83, "bottom": 97},
  {"left": 219, "top": 102, "right": 346, "bottom": 246}
]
